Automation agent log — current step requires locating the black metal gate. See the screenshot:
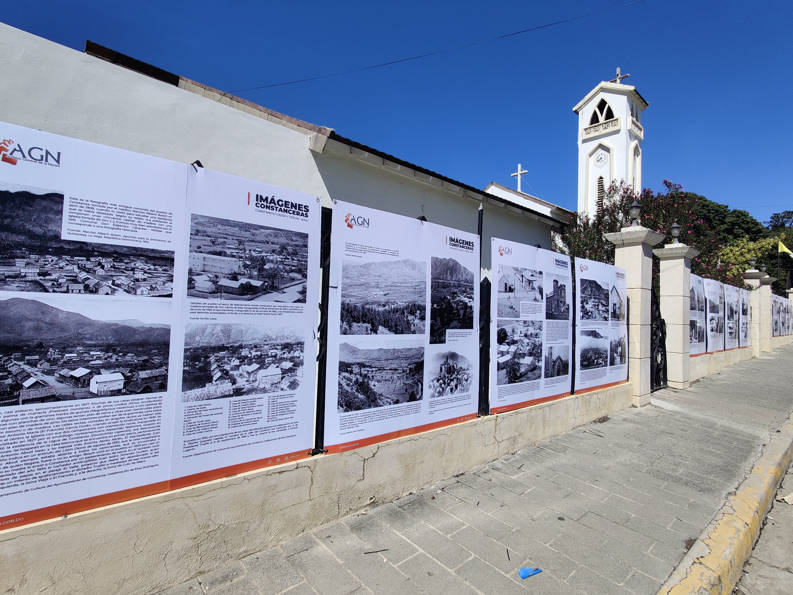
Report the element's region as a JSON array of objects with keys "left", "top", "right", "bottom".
[{"left": 650, "top": 289, "right": 668, "bottom": 391}]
